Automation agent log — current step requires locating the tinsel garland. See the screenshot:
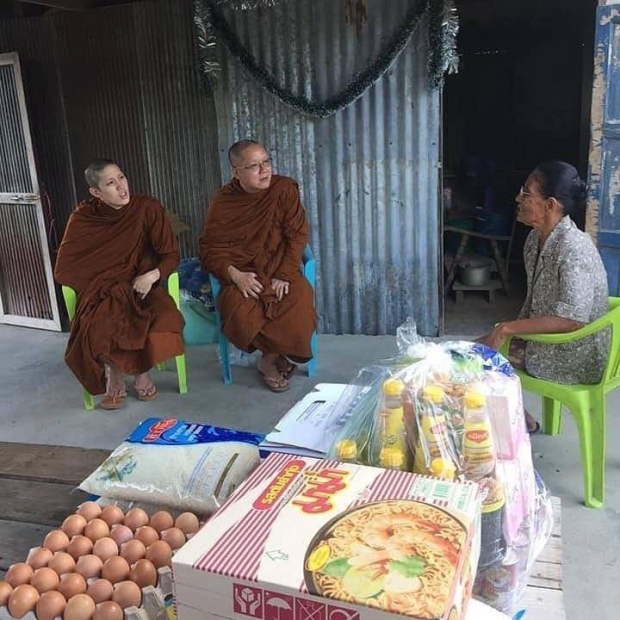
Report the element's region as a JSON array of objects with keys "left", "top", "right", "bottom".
[
  {"left": 427, "top": 0, "right": 459, "bottom": 88},
  {"left": 193, "top": 0, "right": 459, "bottom": 118}
]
